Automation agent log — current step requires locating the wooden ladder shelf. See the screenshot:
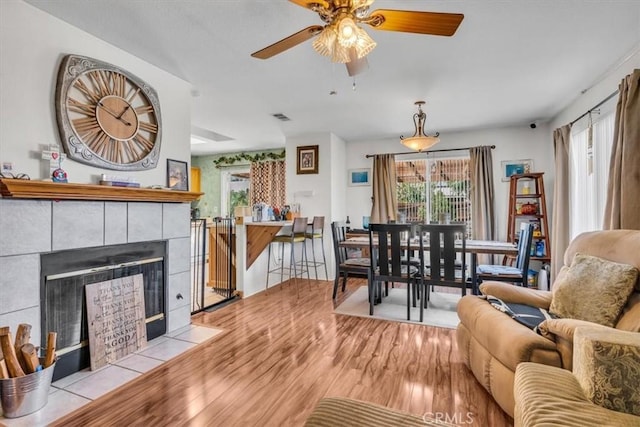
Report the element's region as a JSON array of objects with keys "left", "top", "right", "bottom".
[{"left": 506, "top": 172, "right": 551, "bottom": 263}]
